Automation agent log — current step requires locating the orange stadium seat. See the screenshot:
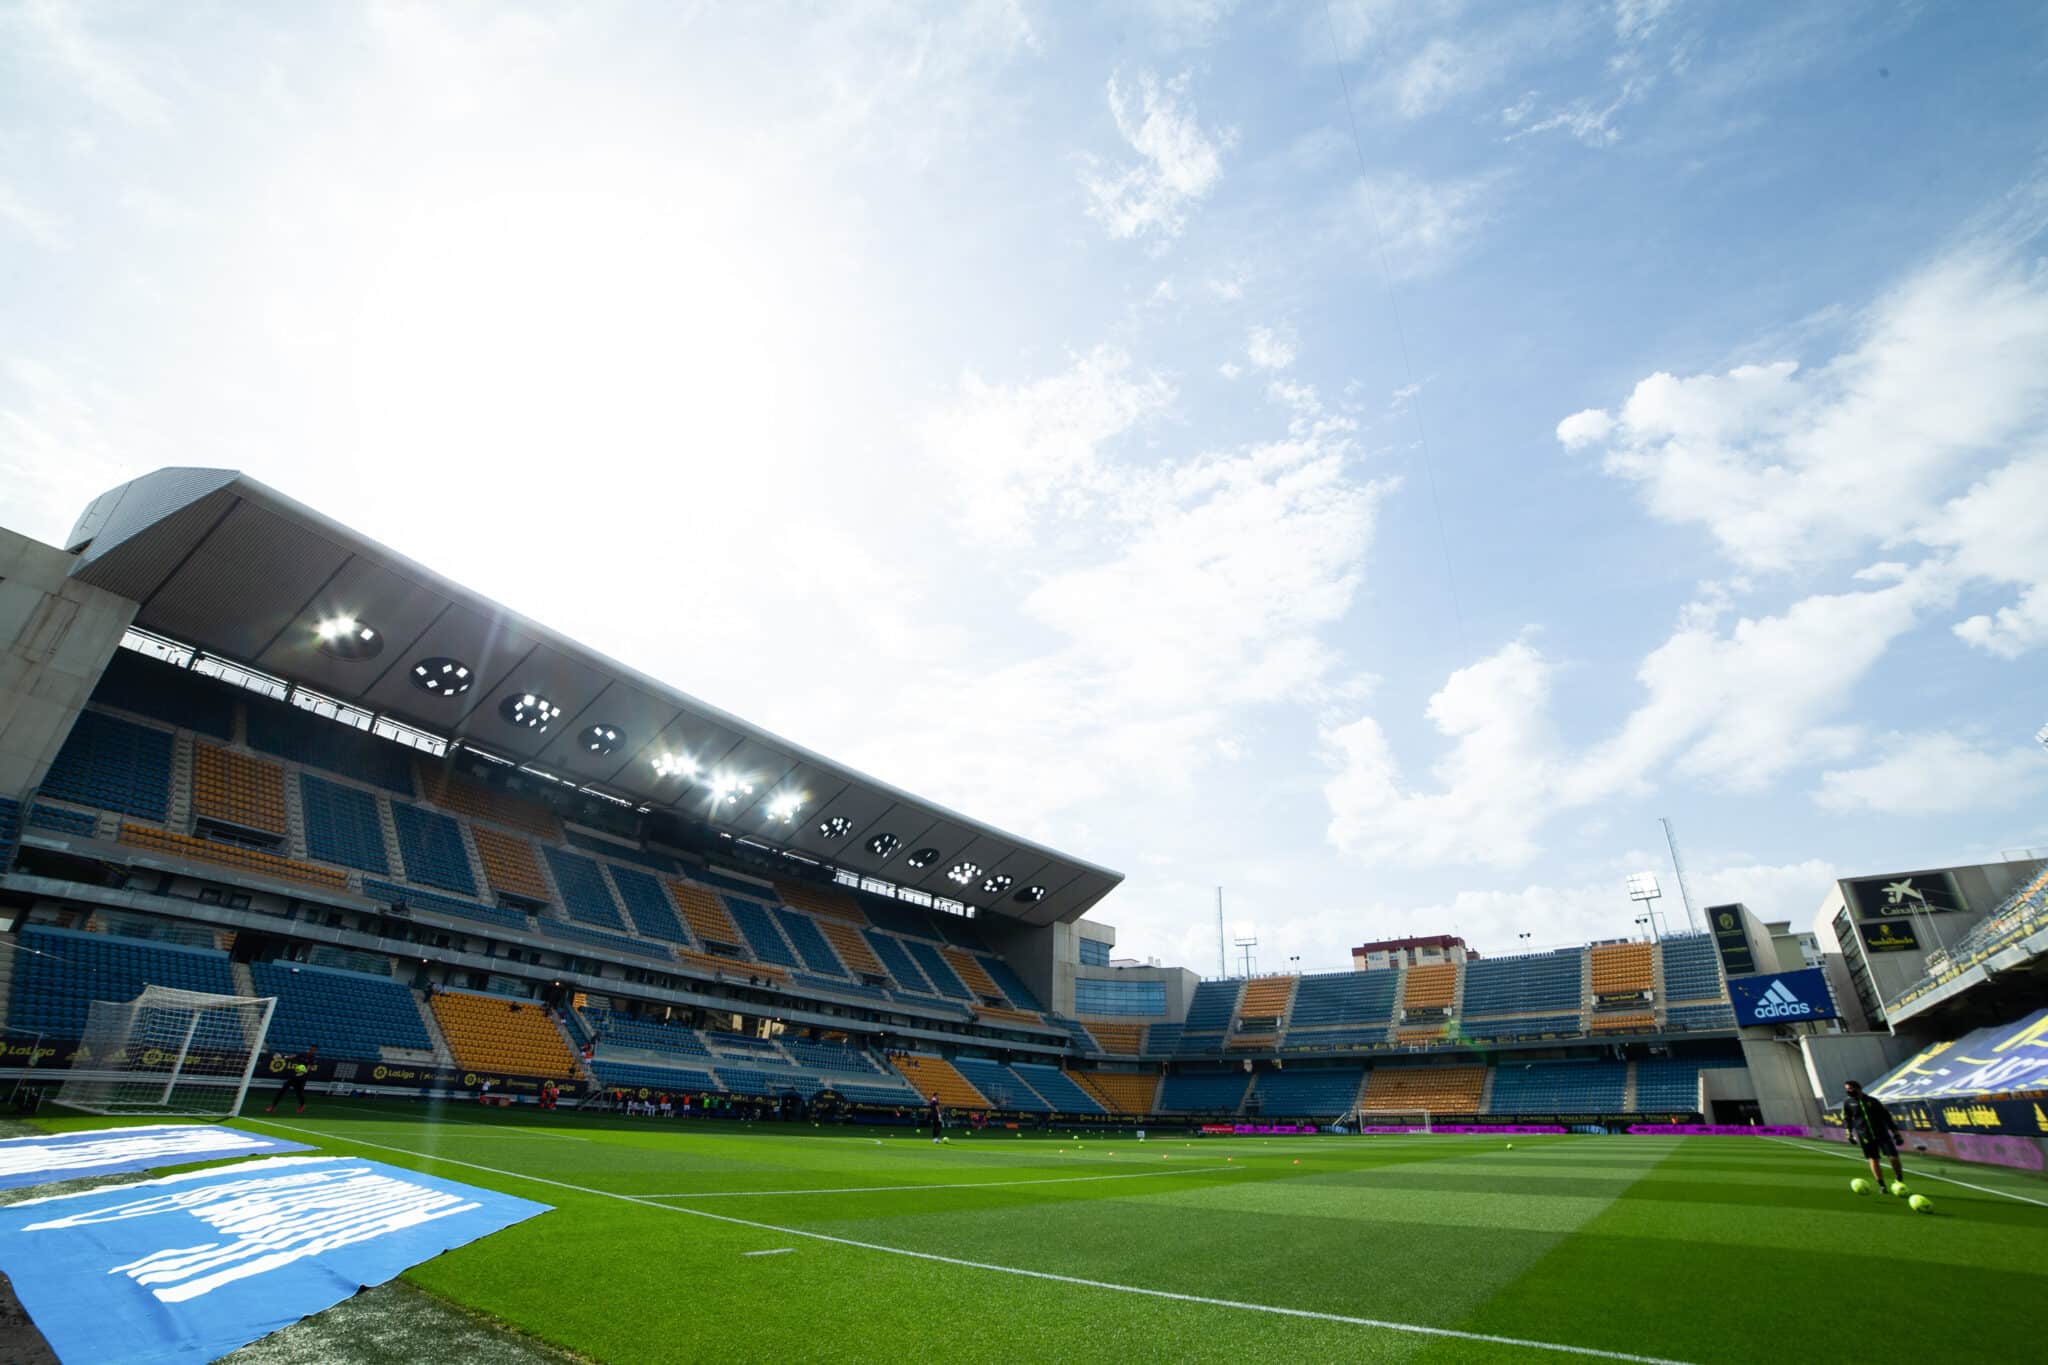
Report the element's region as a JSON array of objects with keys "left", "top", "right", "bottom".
[
  {"left": 776, "top": 880, "right": 869, "bottom": 923},
  {"left": 942, "top": 947, "right": 1002, "bottom": 998},
  {"left": 430, "top": 990, "right": 578, "bottom": 1079},
  {"left": 678, "top": 950, "right": 787, "bottom": 984},
  {"left": 1363, "top": 1065, "right": 1485, "bottom": 1113},
  {"left": 1590, "top": 942, "right": 1653, "bottom": 996},
  {"left": 1082, "top": 1022, "right": 1144, "bottom": 1054},
  {"left": 1591, "top": 1011, "right": 1655, "bottom": 1034},
  {"left": 119, "top": 824, "right": 349, "bottom": 891},
  {"left": 1402, "top": 963, "right": 1458, "bottom": 1012},
  {"left": 815, "top": 917, "right": 887, "bottom": 977},
  {"left": 890, "top": 1054, "right": 987, "bottom": 1107},
  {"left": 1238, "top": 975, "right": 1295, "bottom": 1020},
  {"left": 975, "top": 1005, "right": 1042, "bottom": 1027},
  {"left": 470, "top": 826, "right": 553, "bottom": 904},
  {"left": 666, "top": 879, "right": 744, "bottom": 948},
  {"left": 1069, "top": 1070, "right": 1160, "bottom": 1115},
  {"left": 190, "top": 743, "right": 288, "bottom": 835},
  {"left": 418, "top": 763, "right": 563, "bottom": 841}
]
